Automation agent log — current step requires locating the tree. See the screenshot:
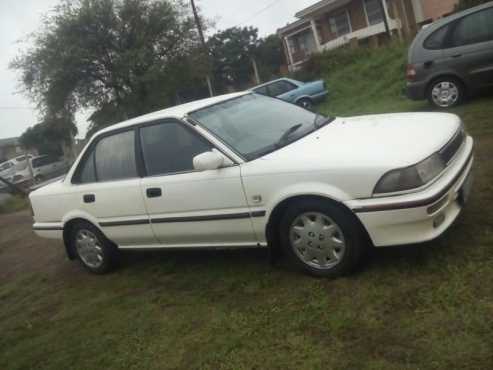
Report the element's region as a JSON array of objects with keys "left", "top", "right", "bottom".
[
  {"left": 207, "top": 27, "right": 284, "bottom": 92},
  {"left": 455, "top": 0, "right": 490, "bottom": 11},
  {"left": 208, "top": 27, "right": 260, "bottom": 92},
  {"left": 20, "top": 114, "right": 75, "bottom": 156},
  {"left": 254, "top": 34, "right": 284, "bottom": 82},
  {"left": 12, "top": 0, "right": 208, "bottom": 137}
]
